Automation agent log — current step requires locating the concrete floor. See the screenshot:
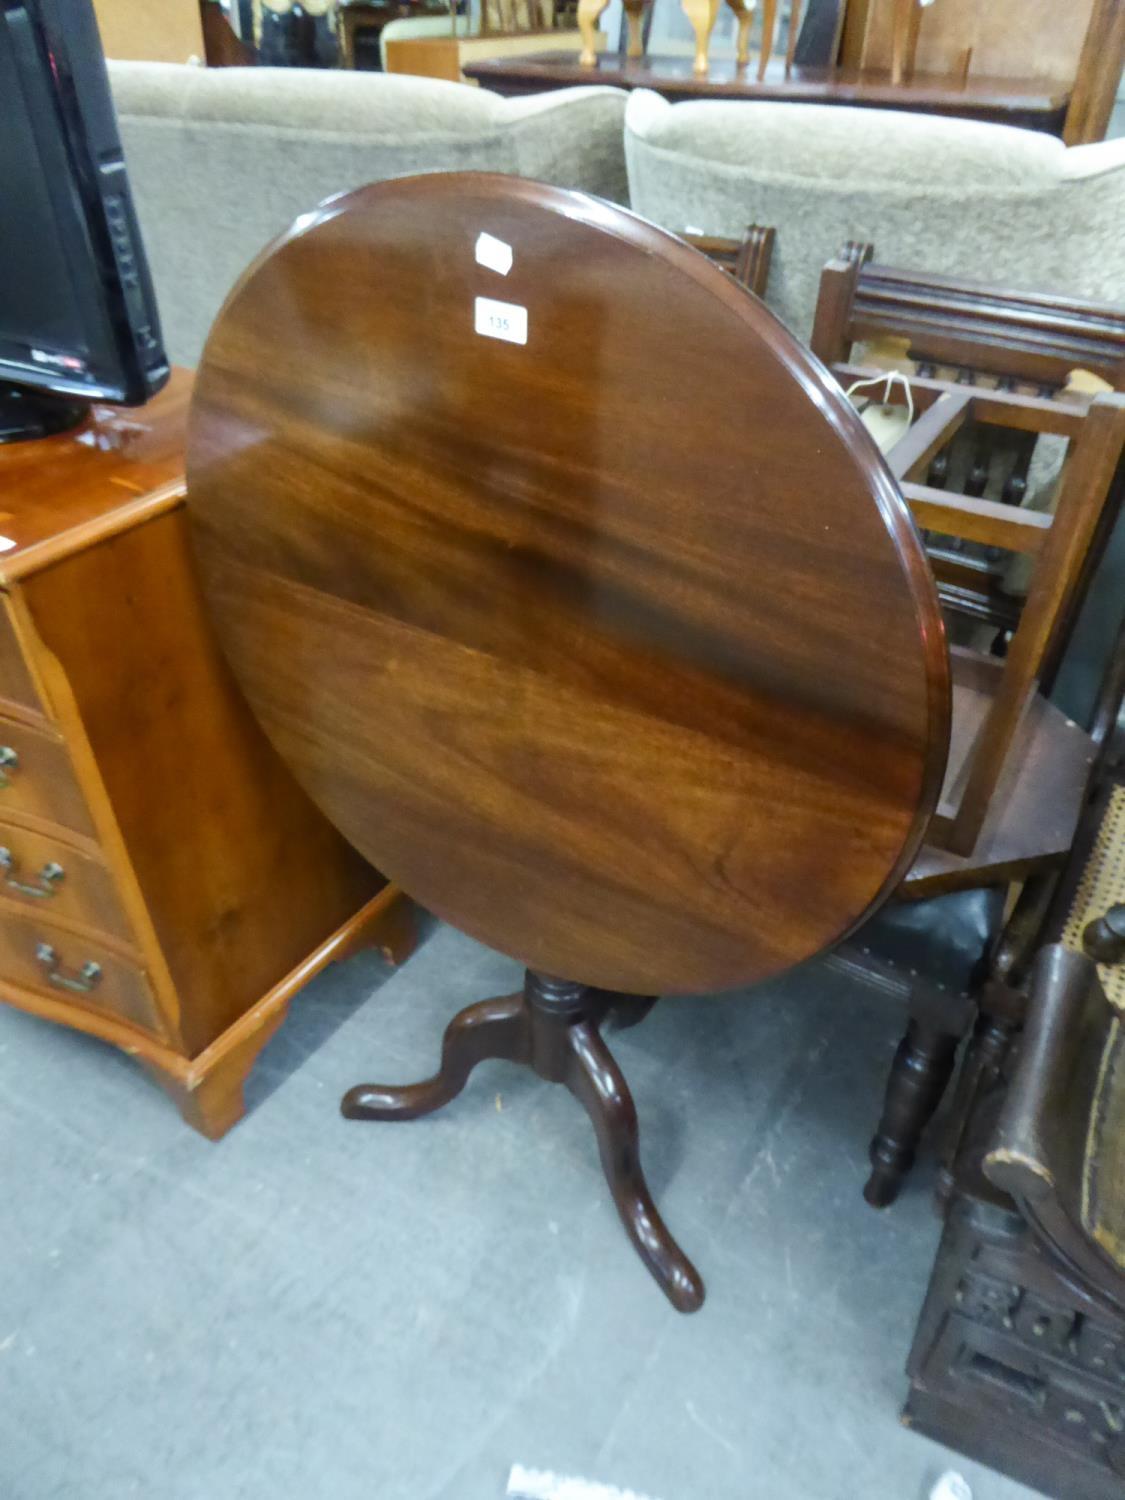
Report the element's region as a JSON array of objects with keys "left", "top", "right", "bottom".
[{"left": 0, "top": 921, "right": 1040, "bottom": 1500}]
